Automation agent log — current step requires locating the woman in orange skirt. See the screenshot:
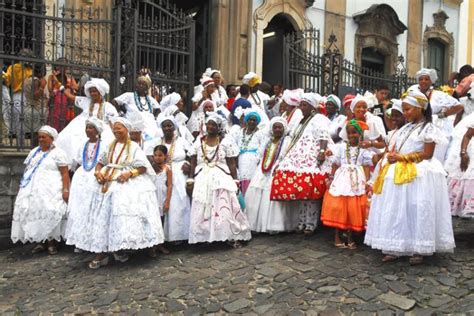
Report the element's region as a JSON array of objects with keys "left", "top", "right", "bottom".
[{"left": 321, "top": 120, "right": 374, "bottom": 249}]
